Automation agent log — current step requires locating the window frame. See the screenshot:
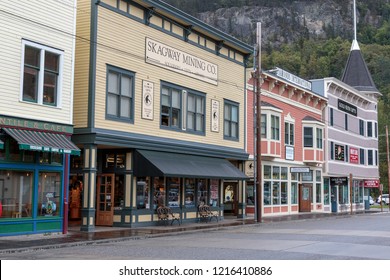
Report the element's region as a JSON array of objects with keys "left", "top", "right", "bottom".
[
  {"left": 285, "top": 122, "right": 295, "bottom": 146},
  {"left": 106, "top": 65, "right": 135, "bottom": 123},
  {"left": 186, "top": 91, "right": 206, "bottom": 134},
  {"left": 21, "top": 40, "right": 64, "bottom": 107},
  {"left": 223, "top": 100, "right": 239, "bottom": 141},
  {"left": 161, "top": 83, "right": 182, "bottom": 130},
  {"left": 271, "top": 115, "right": 280, "bottom": 140}
]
